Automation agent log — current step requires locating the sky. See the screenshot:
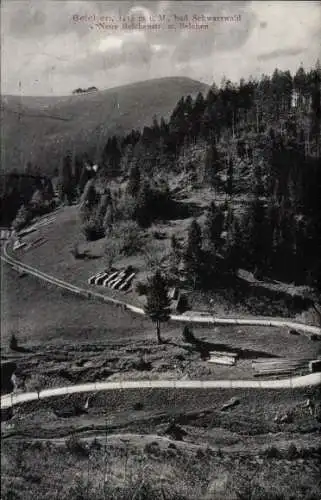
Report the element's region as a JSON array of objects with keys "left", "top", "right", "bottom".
[{"left": 1, "top": 0, "right": 321, "bottom": 96}]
